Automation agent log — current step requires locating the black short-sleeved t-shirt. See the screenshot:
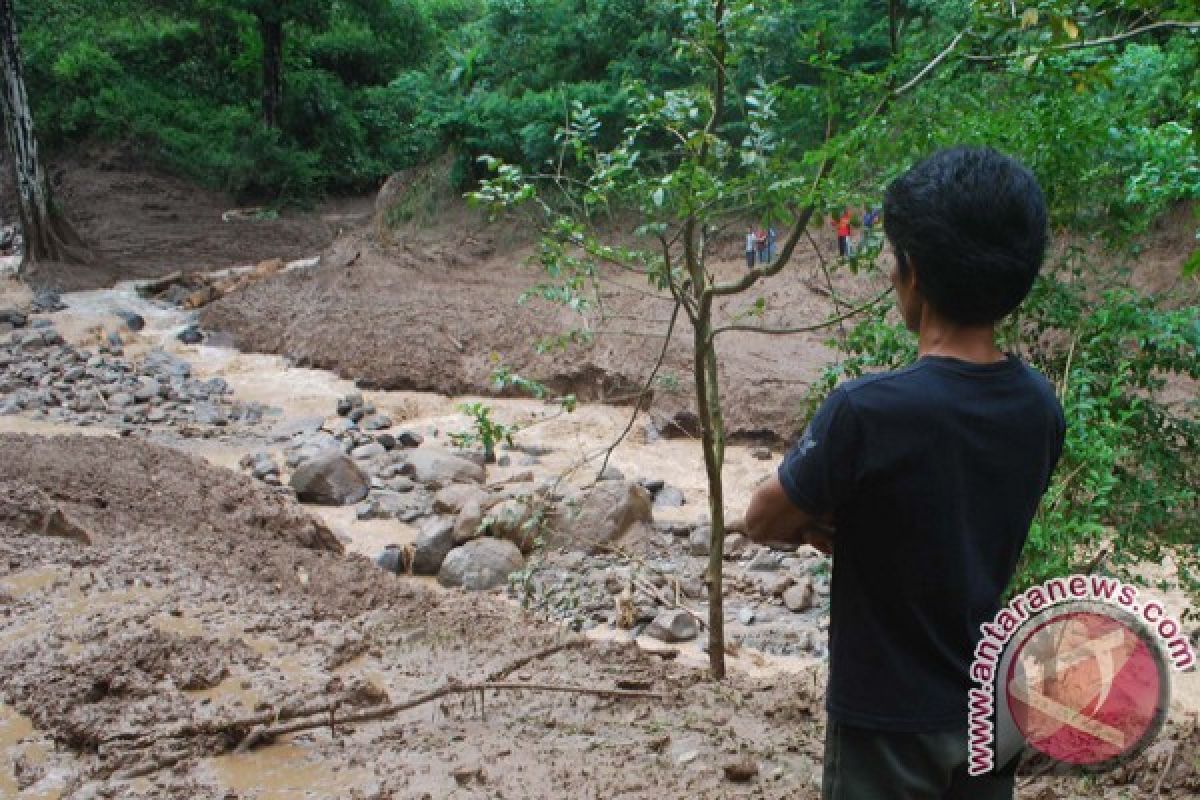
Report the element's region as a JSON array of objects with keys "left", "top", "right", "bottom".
[{"left": 779, "top": 354, "right": 1064, "bottom": 732}]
